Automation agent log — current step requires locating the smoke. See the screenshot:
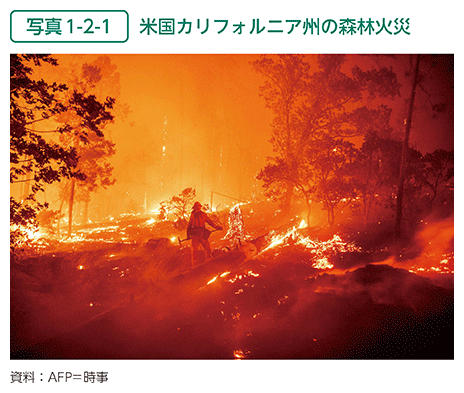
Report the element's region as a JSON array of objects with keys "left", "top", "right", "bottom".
[
  {"left": 413, "top": 215, "right": 454, "bottom": 257},
  {"left": 236, "top": 262, "right": 454, "bottom": 359},
  {"left": 384, "top": 215, "right": 454, "bottom": 289}
]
